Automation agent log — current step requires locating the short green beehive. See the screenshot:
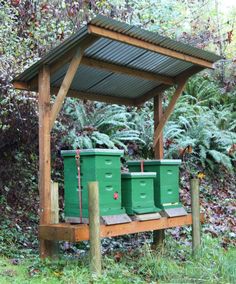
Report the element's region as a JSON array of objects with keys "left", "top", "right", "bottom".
[
  {"left": 121, "top": 172, "right": 158, "bottom": 215},
  {"left": 61, "top": 149, "right": 125, "bottom": 221},
  {"left": 126, "top": 160, "right": 182, "bottom": 210}
]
